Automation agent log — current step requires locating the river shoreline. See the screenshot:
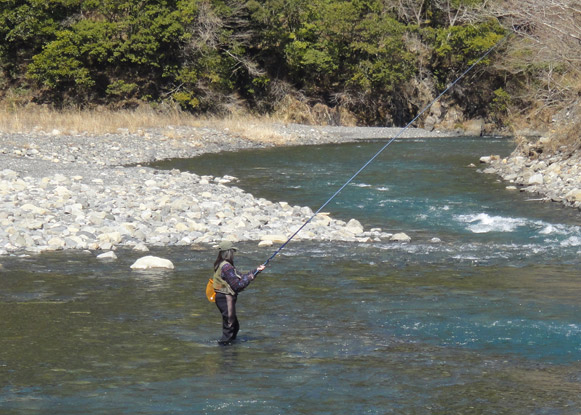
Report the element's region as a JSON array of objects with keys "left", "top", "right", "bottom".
[
  {"left": 478, "top": 146, "right": 581, "bottom": 211},
  {"left": 1, "top": 124, "right": 454, "bottom": 256},
  {"left": 1, "top": 123, "right": 578, "bottom": 257}
]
